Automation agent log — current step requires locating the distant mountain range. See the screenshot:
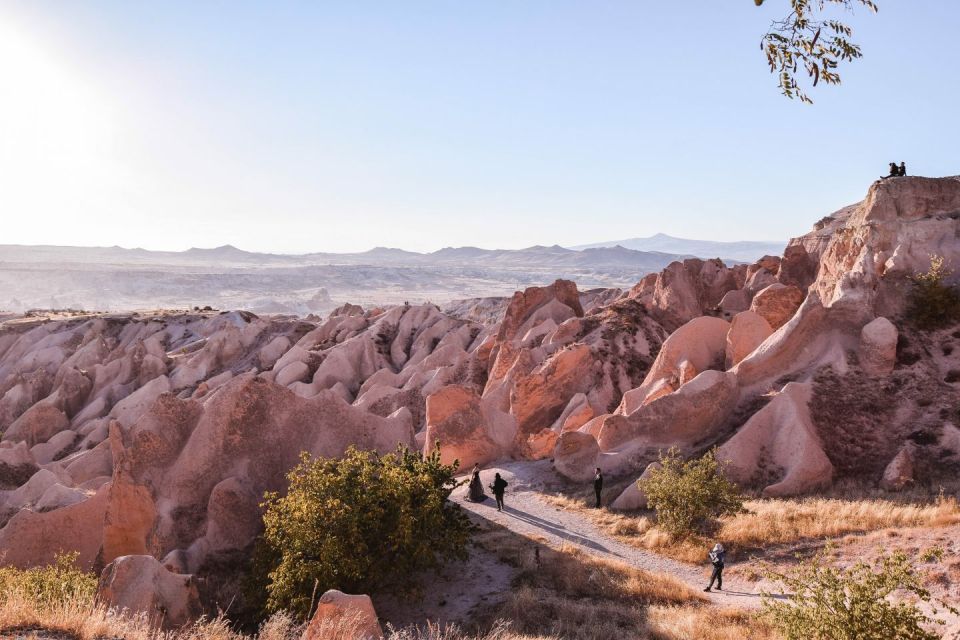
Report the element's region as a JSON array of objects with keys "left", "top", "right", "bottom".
[
  {"left": 0, "top": 242, "right": 696, "bottom": 314},
  {"left": 0, "top": 235, "right": 782, "bottom": 314},
  {"left": 0, "top": 243, "right": 694, "bottom": 270},
  {"left": 570, "top": 233, "right": 785, "bottom": 264}
]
